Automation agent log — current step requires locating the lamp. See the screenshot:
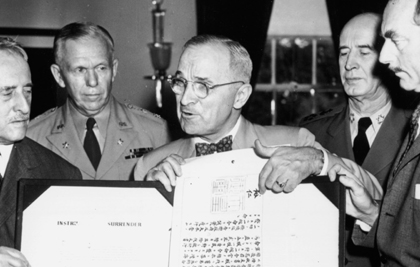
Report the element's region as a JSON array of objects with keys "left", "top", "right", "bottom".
[{"left": 145, "top": 0, "right": 172, "bottom": 108}]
